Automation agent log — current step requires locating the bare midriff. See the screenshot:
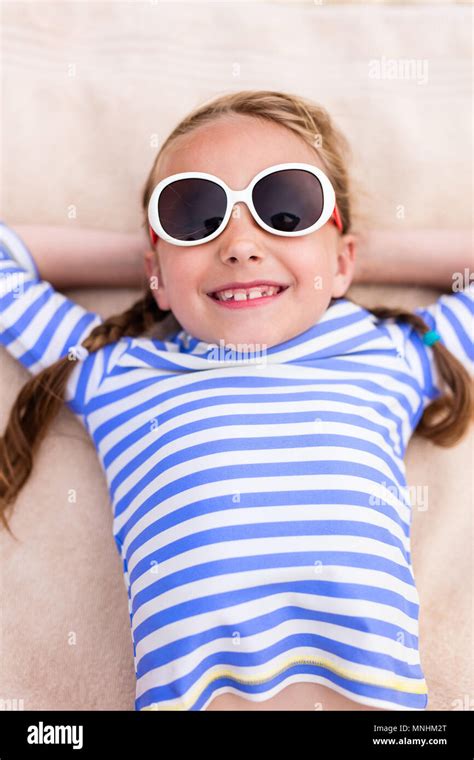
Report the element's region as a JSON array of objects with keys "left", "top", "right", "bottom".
[{"left": 205, "top": 681, "right": 387, "bottom": 711}]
